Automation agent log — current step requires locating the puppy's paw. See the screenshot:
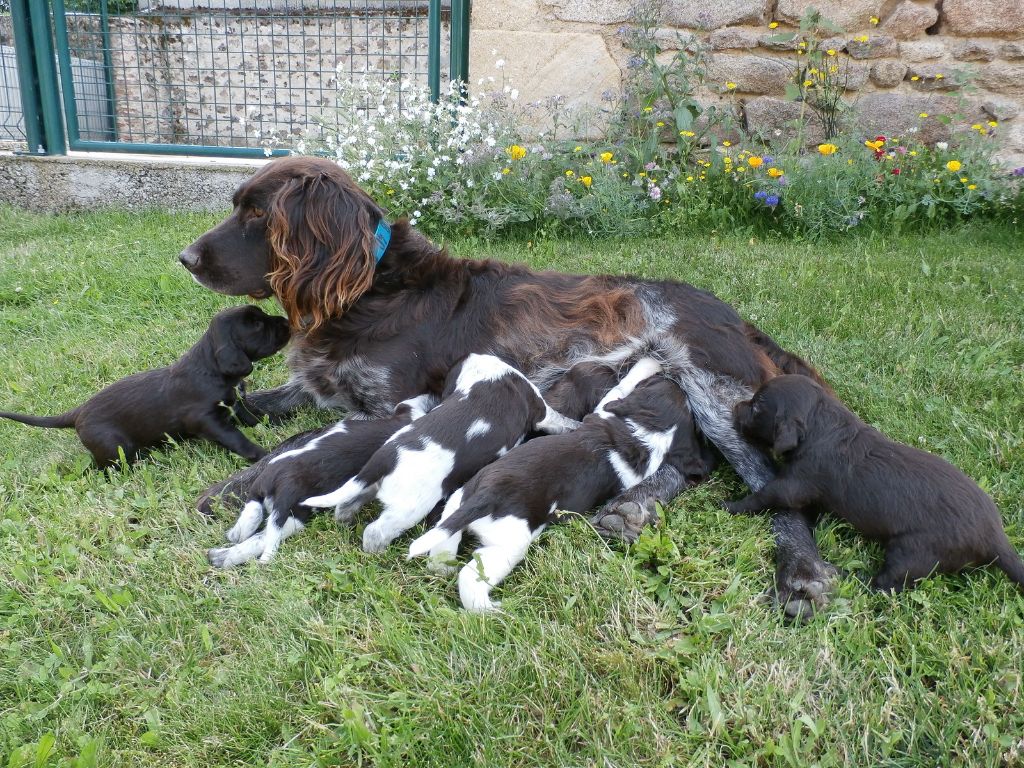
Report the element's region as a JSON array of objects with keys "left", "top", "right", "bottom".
[
  {"left": 589, "top": 498, "right": 657, "bottom": 543},
  {"left": 207, "top": 547, "right": 234, "bottom": 569},
  {"left": 720, "top": 500, "right": 745, "bottom": 515},
  {"left": 333, "top": 503, "right": 360, "bottom": 526},
  {"left": 361, "top": 522, "right": 394, "bottom": 554}
]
